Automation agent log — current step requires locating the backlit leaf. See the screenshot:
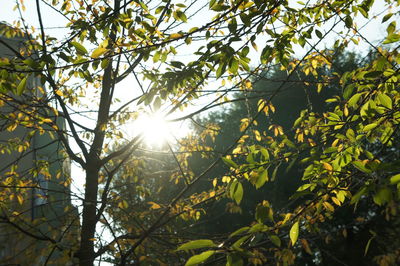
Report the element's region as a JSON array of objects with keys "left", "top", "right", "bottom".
[
  {"left": 71, "top": 41, "right": 88, "bottom": 55},
  {"left": 16, "top": 77, "right": 27, "bottom": 96},
  {"left": 91, "top": 47, "right": 108, "bottom": 58},
  {"left": 290, "top": 221, "right": 299, "bottom": 245},
  {"left": 185, "top": 250, "right": 215, "bottom": 266},
  {"left": 177, "top": 239, "right": 216, "bottom": 251}
]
